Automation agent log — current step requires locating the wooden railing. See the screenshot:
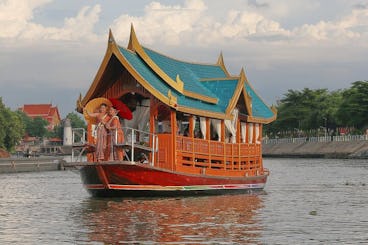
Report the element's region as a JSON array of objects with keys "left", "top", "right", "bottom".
[{"left": 174, "top": 135, "right": 263, "bottom": 177}]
